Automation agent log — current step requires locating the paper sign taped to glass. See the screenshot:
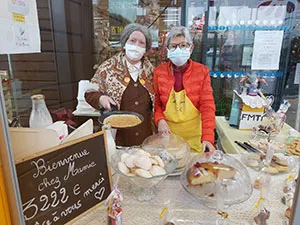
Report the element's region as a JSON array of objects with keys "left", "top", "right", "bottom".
[{"left": 0, "top": 0, "right": 40, "bottom": 54}]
